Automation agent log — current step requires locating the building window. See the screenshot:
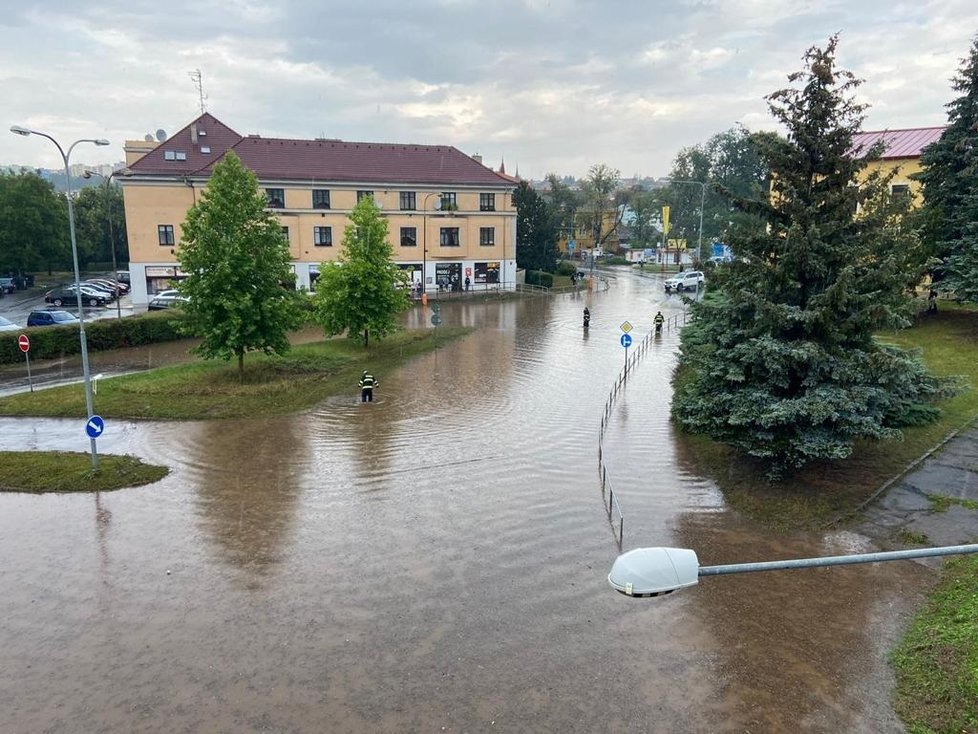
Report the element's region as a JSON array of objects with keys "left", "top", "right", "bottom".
[
  {"left": 313, "top": 189, "right": 331, "bottom": 209},
  {"left": 474, "top": 261, "right": 500, "bottom": 284},
  {"left": 440, "top": 227, "right": 460, "bottom": 247},
  {"left": 440, "top": 192, "right": 457, "bottom": 211},
  {"left": 480, "top": 193, "right": 496, "bottom": 211},
  {"left": 266, "top": 188, "right": 285, "bottom": 208},
  {"left": 400, "top": 227, "right": 417, "bottom": 247},
  {"left": 400, "top": 191, "right": 416, "bottom": 210},
  {"left": 158, "top": 224, "right": 175, "bottom": 246},
  {"left": 357, "top": 190, "right": 374, "bottom": 202},
  {"left": 314, "top": 226, "right": 333, "bottom": 246},
  {"left": 891, "top": 184, "right": 910, "bottom": 200},
  {"left": 281, "top": 226, "right": 290, "bottom": 241},
  {"left": 479, "top": 227, "right": 495, "bottom": 246}
]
